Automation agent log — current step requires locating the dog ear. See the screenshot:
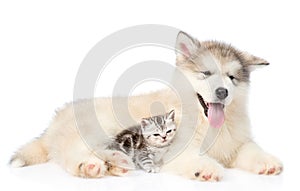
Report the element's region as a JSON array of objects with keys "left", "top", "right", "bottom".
[
  {"left": 242, "top": 52, "right": 270, "bottom": 72},
  {"left": 175, "top": 31, "right": 201, "bottom": 57}
]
